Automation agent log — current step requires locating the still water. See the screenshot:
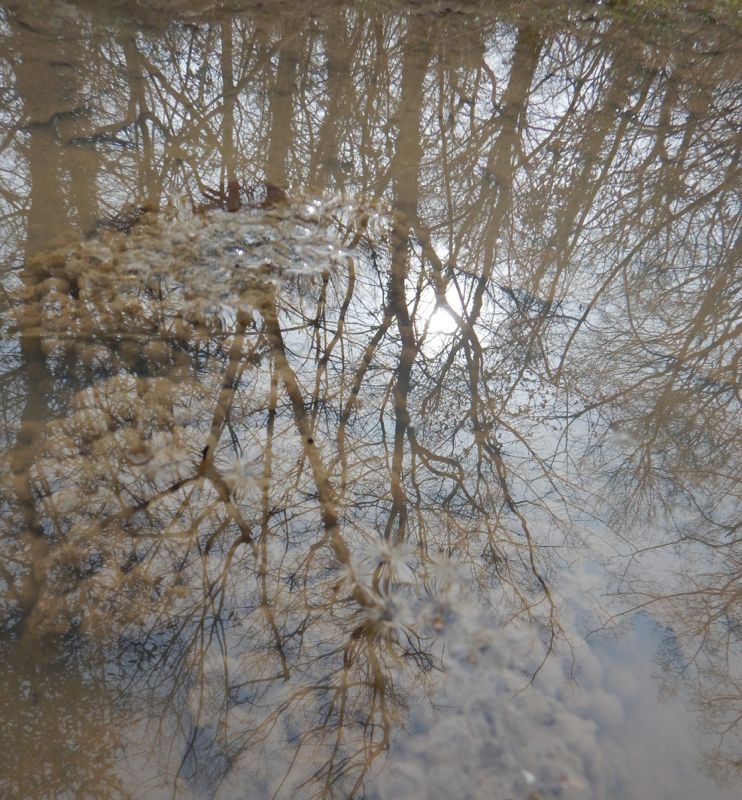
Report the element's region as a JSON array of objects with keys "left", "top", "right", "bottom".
[{"left": 0, "top": 0, "right": 740, "bottom": 797}]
